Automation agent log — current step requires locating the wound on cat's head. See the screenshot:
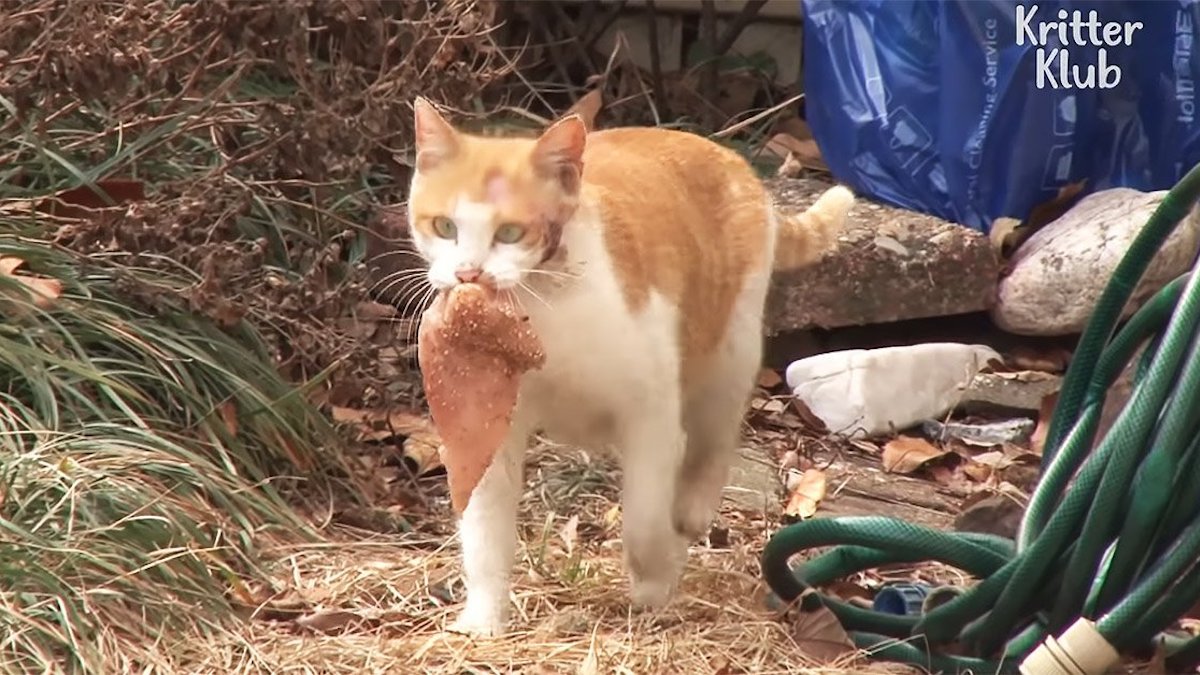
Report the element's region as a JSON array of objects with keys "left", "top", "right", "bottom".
[{"left": 408, "top": 97, "right": 586, "bottom": 291}]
